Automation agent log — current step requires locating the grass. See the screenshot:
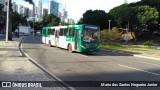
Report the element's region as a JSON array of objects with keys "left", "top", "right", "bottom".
[
  {"left": 100, "top": 44, "right": 160, "bottom": 51},
  {"left": 100, "top": 44, "right": 128, "bottom": 50},
  {"left": 139, "top": 45, "right": 159, "bottom": 50}
]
